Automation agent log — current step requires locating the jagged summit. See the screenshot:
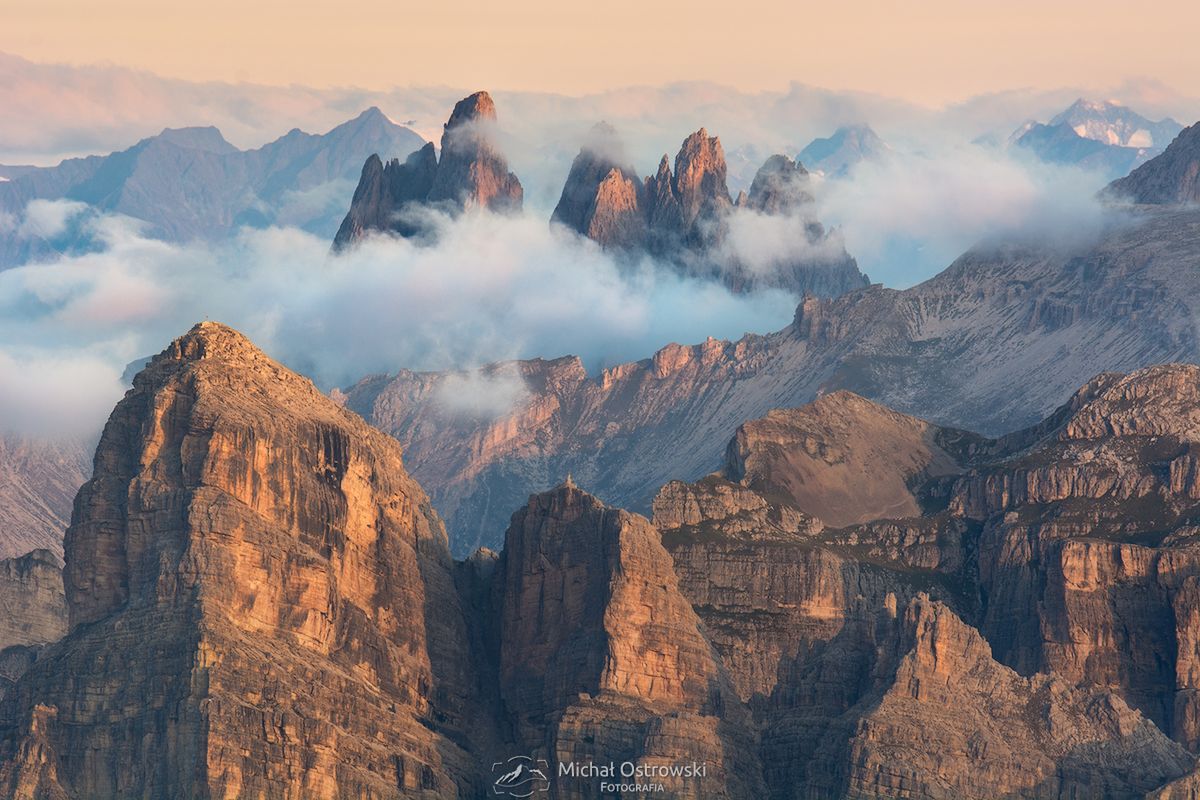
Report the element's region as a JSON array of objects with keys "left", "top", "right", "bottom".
[
  {"left": 443, "top": 90, "right": 497, "bottom": 128},
  {"left": 550, "top": 122, "right": 866, "bottom": 296},
  {"left": 1050, "top": 98, "right": 1182, "bottom": 148},
  {"left": 1010, "top": 99, "right": 1183, "bottom": 179},
  {"left": 333, "top": 90, "right": 522, "bottom": 248},
  {"left": 742, "top": 153, "right": 814, "bottom": 214}
]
